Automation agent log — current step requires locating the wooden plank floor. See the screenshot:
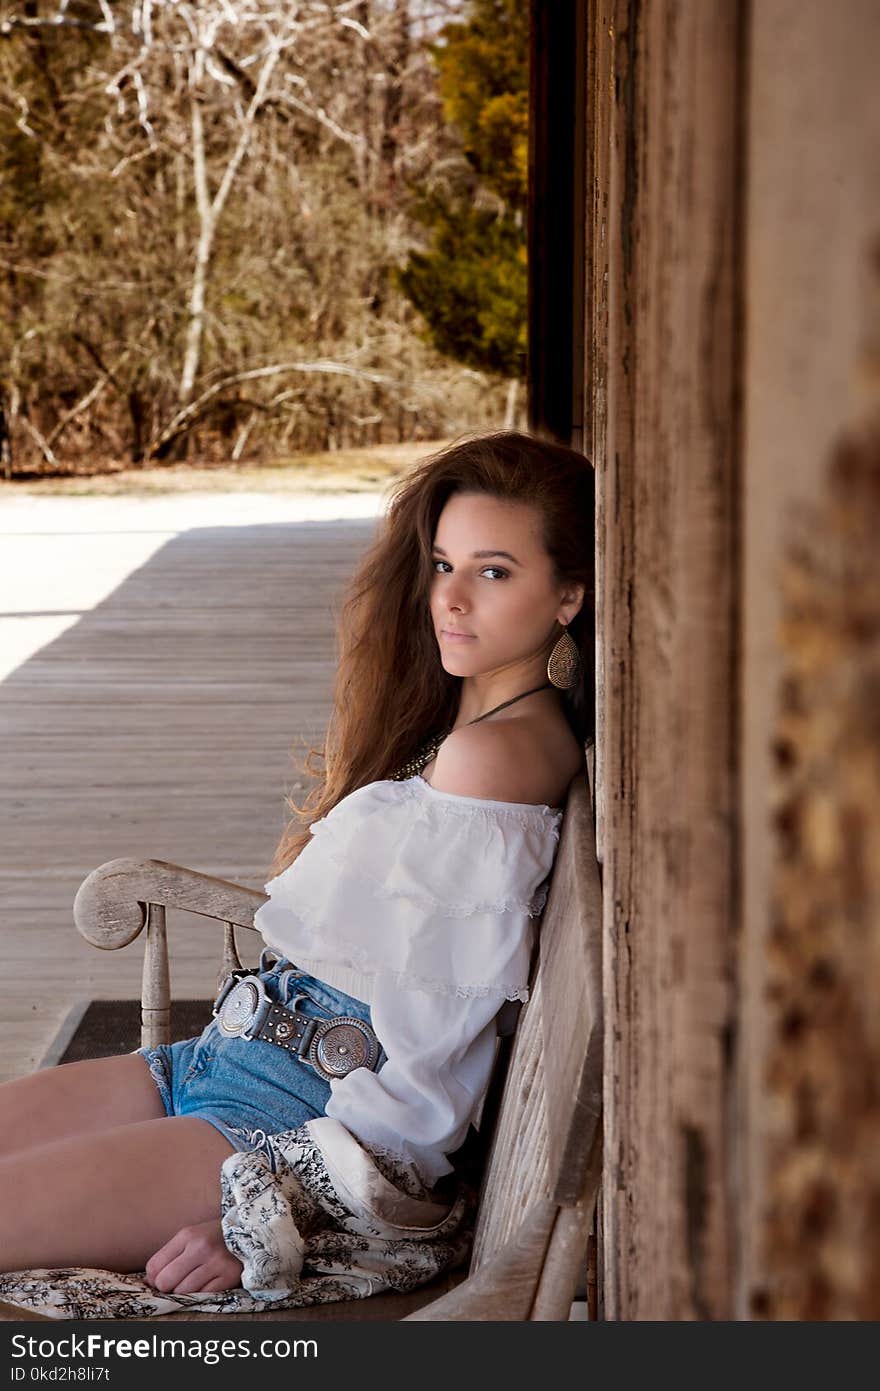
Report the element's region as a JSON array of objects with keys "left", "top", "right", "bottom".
[{"left": 0, "top": 511, "right": 379, "bottom": 1082}]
